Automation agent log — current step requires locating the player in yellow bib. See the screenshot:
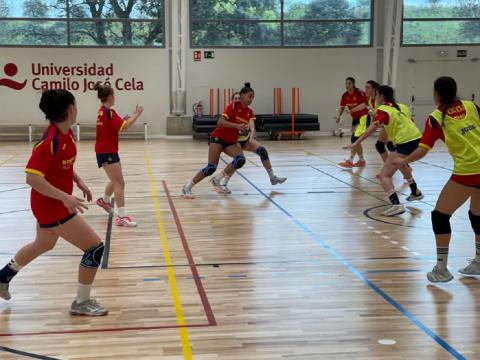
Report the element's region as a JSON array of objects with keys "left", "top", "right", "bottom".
[
  {"left": 394, "top": 77, "right": 480, "bottom": 282},
  {"left": 344, "top": 85, "right": 424, "bottom": 216}
]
